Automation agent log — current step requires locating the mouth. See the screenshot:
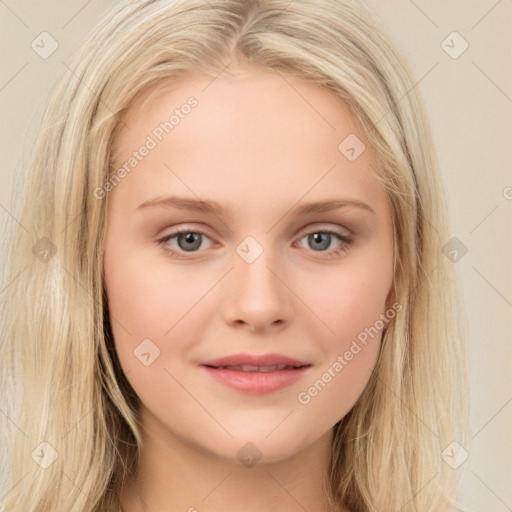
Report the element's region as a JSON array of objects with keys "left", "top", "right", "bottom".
[
  {"left": 203, "top": 363, "right": 308, "bottom": 372},
  {"left": 199, "top": 353, "right": 312, "bottom": 394}
]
